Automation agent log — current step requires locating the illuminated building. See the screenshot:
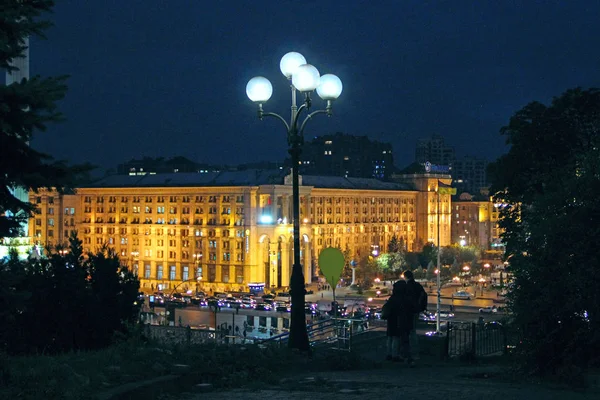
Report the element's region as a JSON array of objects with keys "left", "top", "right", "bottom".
[
  {"left": 451, "top": 192, "right": 503, "bottom": 249},
  {"left": 30, "top": 170, "right": 452, "bottom": 292}
]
